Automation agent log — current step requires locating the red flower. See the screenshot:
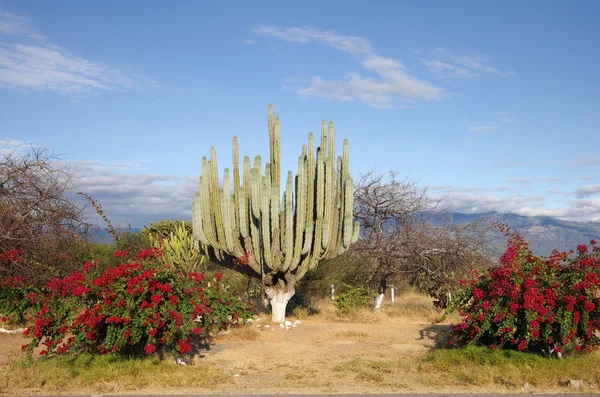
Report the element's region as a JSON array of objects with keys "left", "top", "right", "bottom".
[
  {"left": 144, "top": 344, "right": 156, "bottom": 354},
  {"left": 1, "top": 317, "right": 7, "bottom": 322},
  {"left": 192, "top": 327, "right": 201, "bottom": 335},
  {"left": 178, "top": 339, "right": 191, "bottom": 354},
  {"left": 151, "top": 294, "right": 162, "bottom": 304},
  {"left": 583, "top": 302, "right": 595, "bottom": 312}
]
